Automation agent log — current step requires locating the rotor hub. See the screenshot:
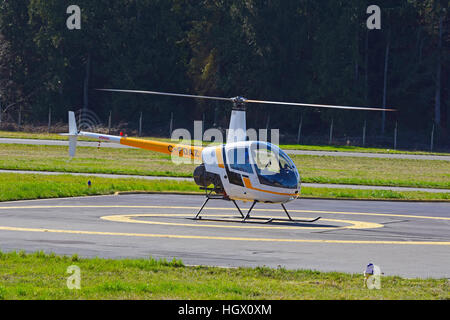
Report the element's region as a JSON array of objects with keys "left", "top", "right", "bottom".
[{"left": 231, "top": 96, "right": 247, "bottom": 111}]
